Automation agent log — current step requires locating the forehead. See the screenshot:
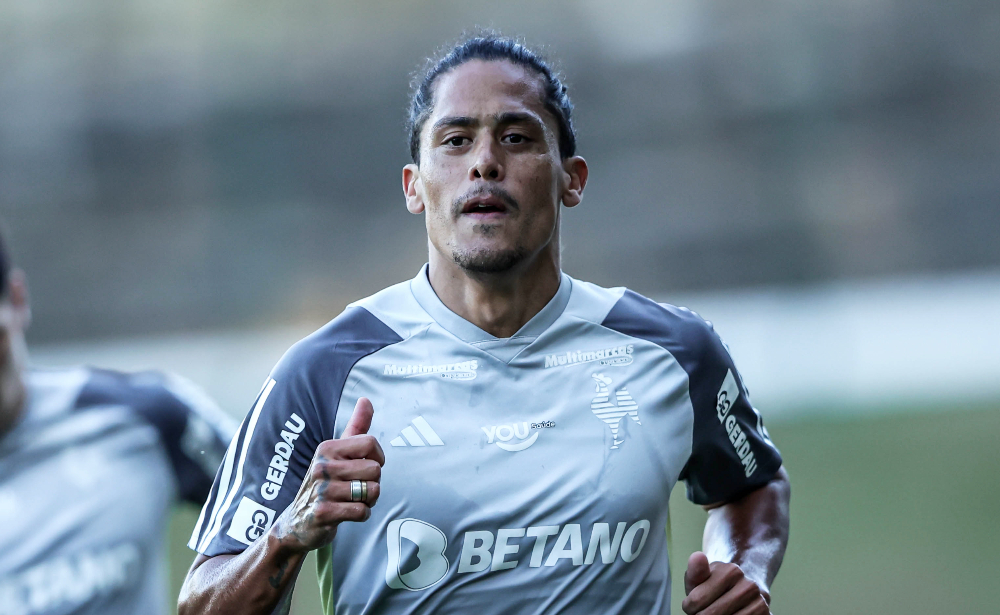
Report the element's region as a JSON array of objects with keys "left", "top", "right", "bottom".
[{"left": 429, "top": 59, "right": 549, "bottom": 123}]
